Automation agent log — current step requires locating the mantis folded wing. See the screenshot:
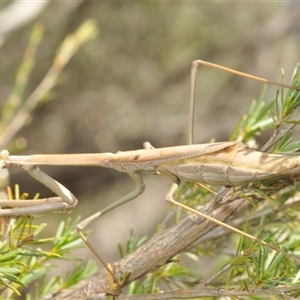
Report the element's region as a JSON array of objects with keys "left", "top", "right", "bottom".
[{"left": 1, "top": 60, "right": 300, "bottom": 292}]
